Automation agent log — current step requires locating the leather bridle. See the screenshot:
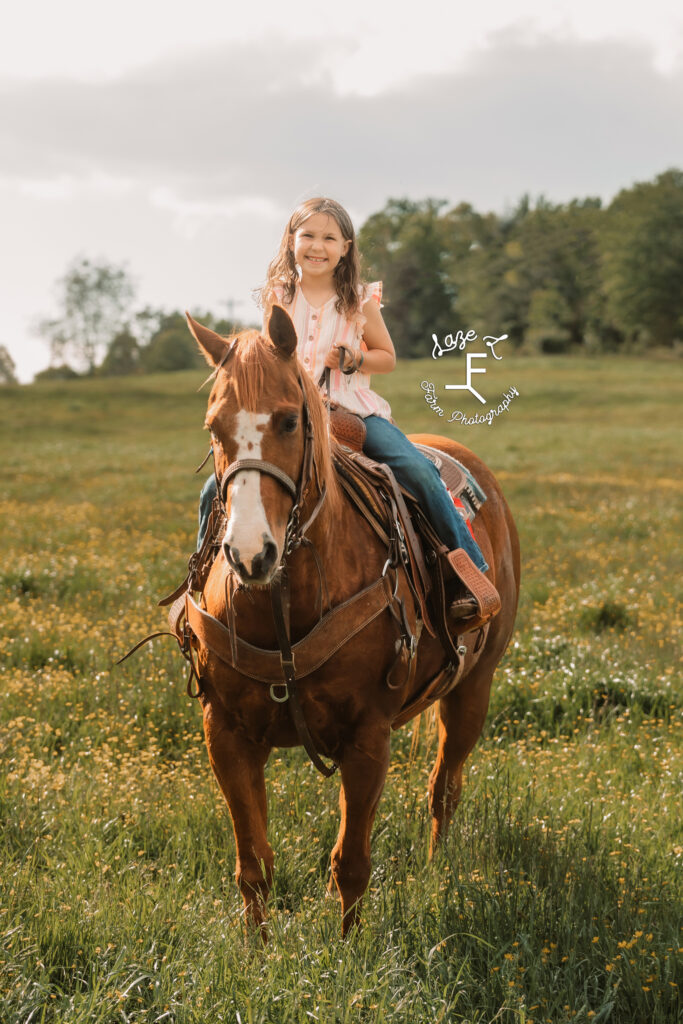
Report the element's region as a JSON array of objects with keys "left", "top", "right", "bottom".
[
  {"left": 211, "top": 372, "right": 327, "bottom": 564},
  {"left": 212, "top": 344, "right": 349, "bottom": 561},
  {"left": 210, "top": 369, "right": 337, "bottom": 776}
]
